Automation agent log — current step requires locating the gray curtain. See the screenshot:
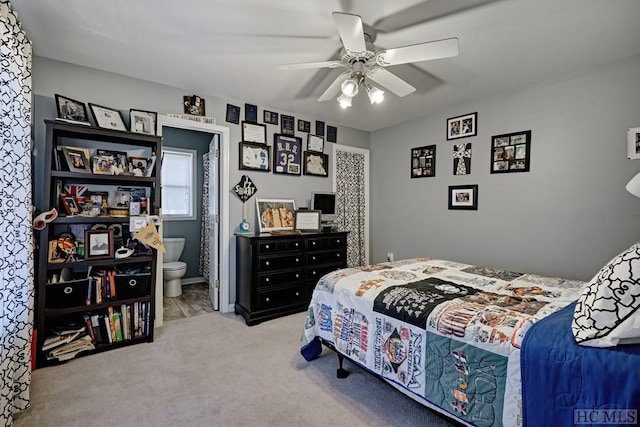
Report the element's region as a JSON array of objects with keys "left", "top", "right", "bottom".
[
  {"left": 199, "top": 152, "right": 210, "bottom": 281},
  {"left": 0, "top": 0, "right": 34, "bottom": 421},
  {"left": 335, "top": 150, "right": 366, "bottom": 267}
]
